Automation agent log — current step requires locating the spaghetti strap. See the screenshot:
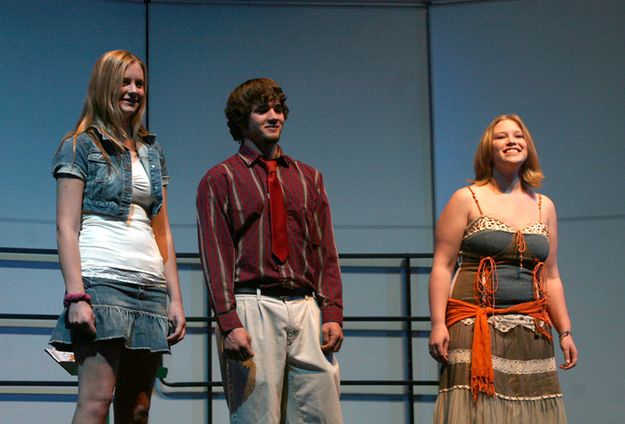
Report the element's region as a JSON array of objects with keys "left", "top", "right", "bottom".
[
  {"left": 467, "top": 186, "right": 483, "bottom": 215},
  {"left": 538, "top": 194, "right": 542, "bottom": 222}
]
